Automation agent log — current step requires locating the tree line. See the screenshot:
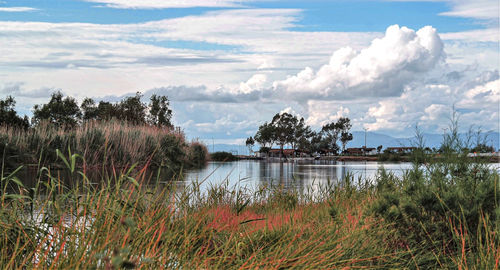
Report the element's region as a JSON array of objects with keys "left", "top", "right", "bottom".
[
  {"left": 246, "top": 112, "right": 353, "bottom": 157},
  {"left": 0, "top": 91, "right": 173, "bottom": 129}
]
